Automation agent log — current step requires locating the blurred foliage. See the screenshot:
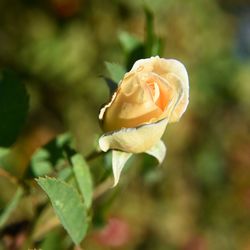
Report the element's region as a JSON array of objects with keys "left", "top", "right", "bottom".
[
  {"left": 0, "top": 70, "right": 29, "bottom": 148},
  {"left": 0, "top": 0, "right": 250, "bottom": 249}
]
